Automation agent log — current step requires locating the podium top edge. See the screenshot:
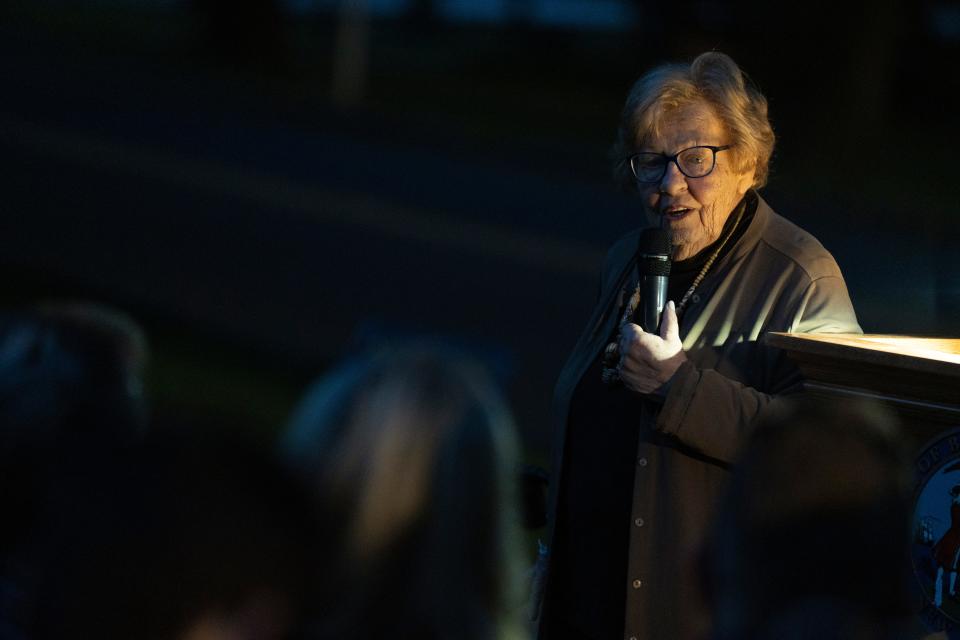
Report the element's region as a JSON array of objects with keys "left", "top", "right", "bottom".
[{"left": 766, "top": 332, "right": 960, "bottom": 371}]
